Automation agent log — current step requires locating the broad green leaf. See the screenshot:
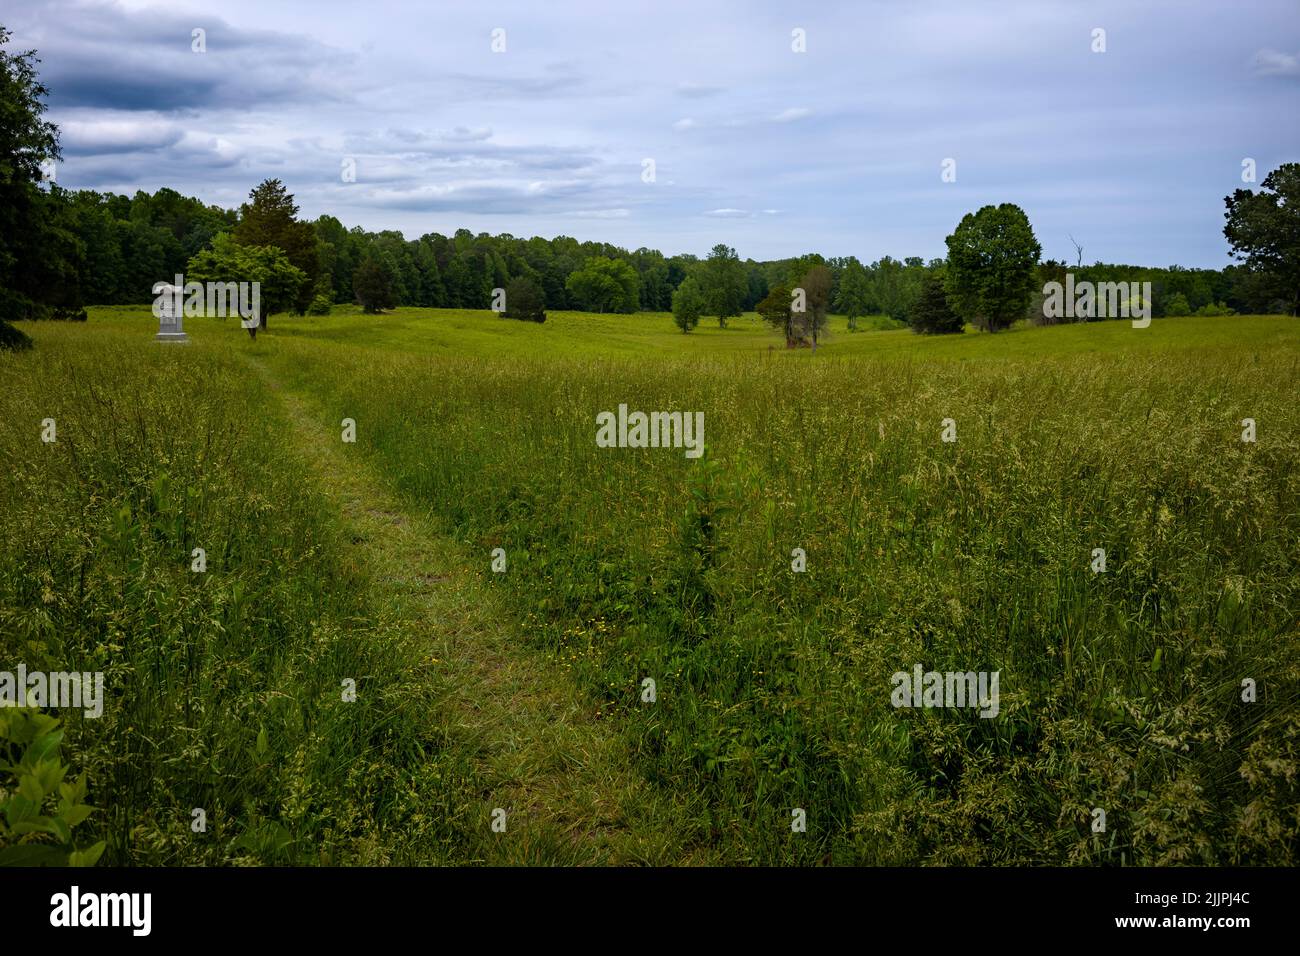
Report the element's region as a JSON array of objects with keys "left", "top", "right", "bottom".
[
  {"left": 18, "top": 775, "right": 43, "bottom": 803},
  {"left": 68, "top": 841, "right": 106, "bottom": 867},
  {"left": 10, "top": 816, "right": 56, "bottom": 835},
  {"left": 0, "top": 843, "right": 66, "bottom": 866},
  {"left": 28, "top": 730, "right": 63, "bottom": 763}
]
